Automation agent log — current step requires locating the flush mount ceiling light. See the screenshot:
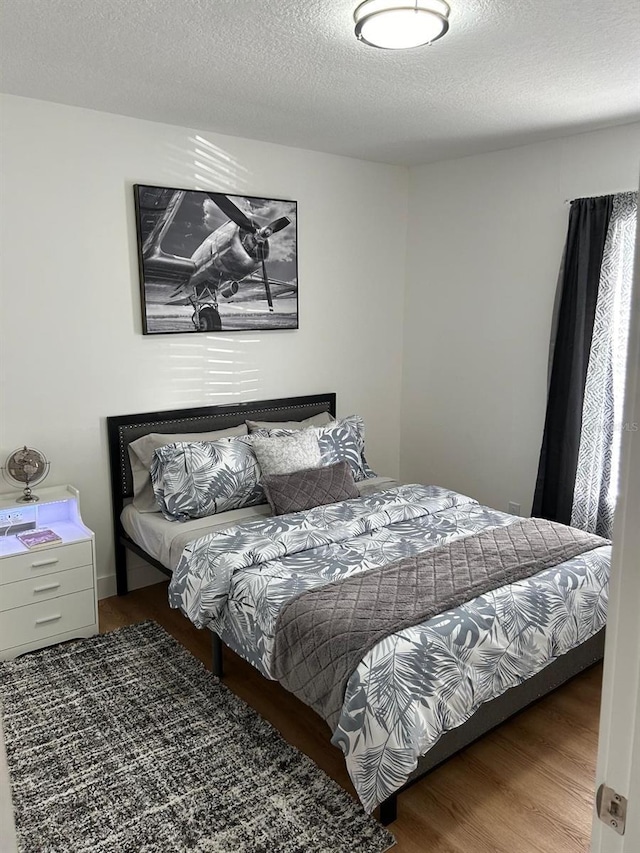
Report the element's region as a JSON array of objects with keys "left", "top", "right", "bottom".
[{"left": 354, "top": 0, "right": 450, "bottom": 49}]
